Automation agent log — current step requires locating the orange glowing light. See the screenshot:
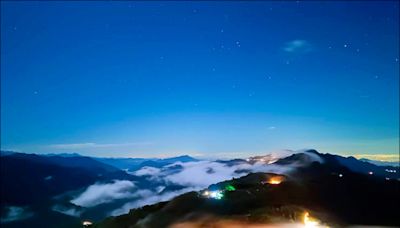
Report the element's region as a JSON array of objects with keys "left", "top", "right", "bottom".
[
  {"left": 303, "top": 212, "right": 320, "bottom": 227},
  {"left": 268, "top": 176, "right": 284, "bottom": 185}
]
